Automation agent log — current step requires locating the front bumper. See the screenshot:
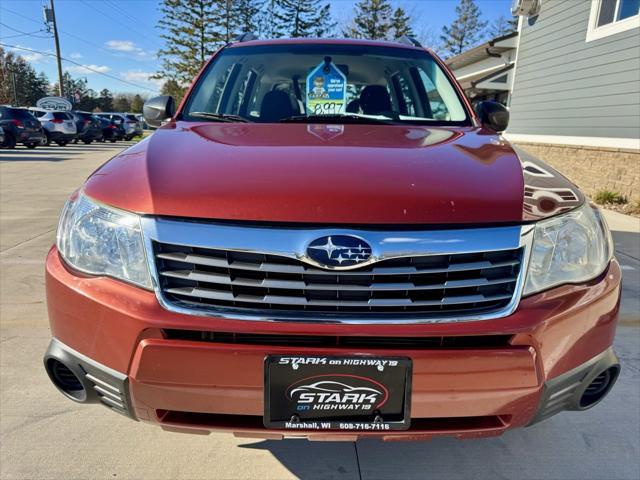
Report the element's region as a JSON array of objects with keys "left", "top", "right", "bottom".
[{"left": 44, "top": 247, "right": 622, "bottom": 440}]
